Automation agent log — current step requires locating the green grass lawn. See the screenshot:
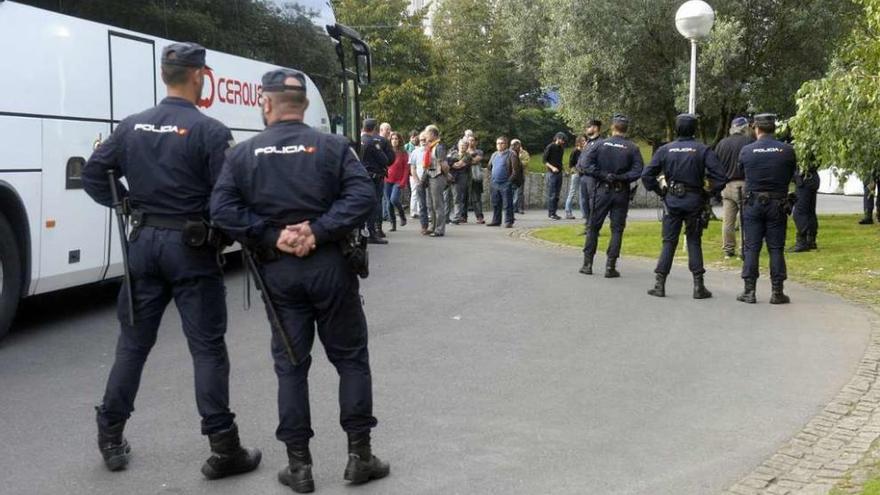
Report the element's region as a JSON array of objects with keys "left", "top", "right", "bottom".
[
  {"left": 533, "top": 214, "right": 880, "bottom": 307},
  {"left": 525, "top": 141, "right": 654, "bottom": 174}
]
